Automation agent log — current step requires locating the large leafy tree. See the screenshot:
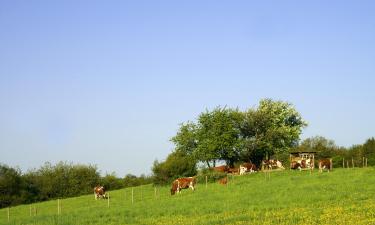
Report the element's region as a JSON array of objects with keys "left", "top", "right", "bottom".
[
  {"left": 240, "top": 99, "right": 307, "bottom": 165},
  {"left": 171, "top": 99, "right": 307, "bottom": 168},
  {"left": 171, "top": 107, "right": 243, "bottom": 167},
  {"left": 194, "top": 107, "right": 243, "bottom": 167}
]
